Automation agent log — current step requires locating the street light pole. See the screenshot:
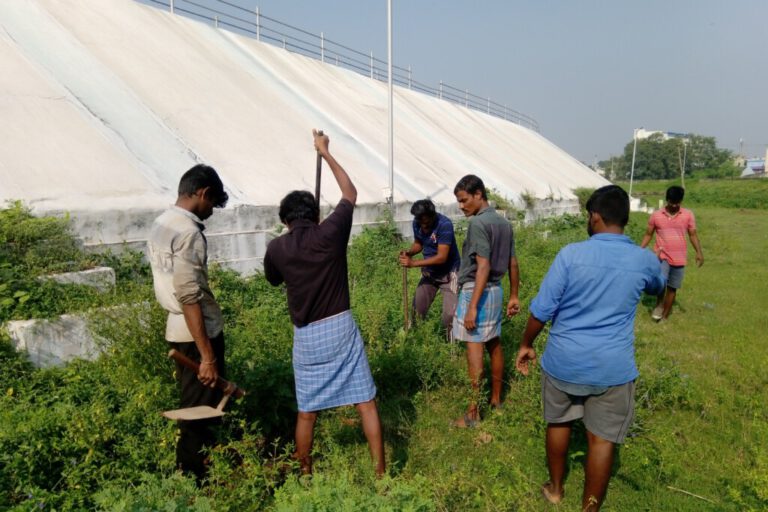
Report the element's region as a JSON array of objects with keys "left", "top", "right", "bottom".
[
  {"left": 681, "top": 139, "right": 687, "bottom": 188},
  {"left": 629, "top": 127, "right": 640, "bottom": 197},
  {"left": 386, "top": 0, "right": 394, "bottom": 206}
]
